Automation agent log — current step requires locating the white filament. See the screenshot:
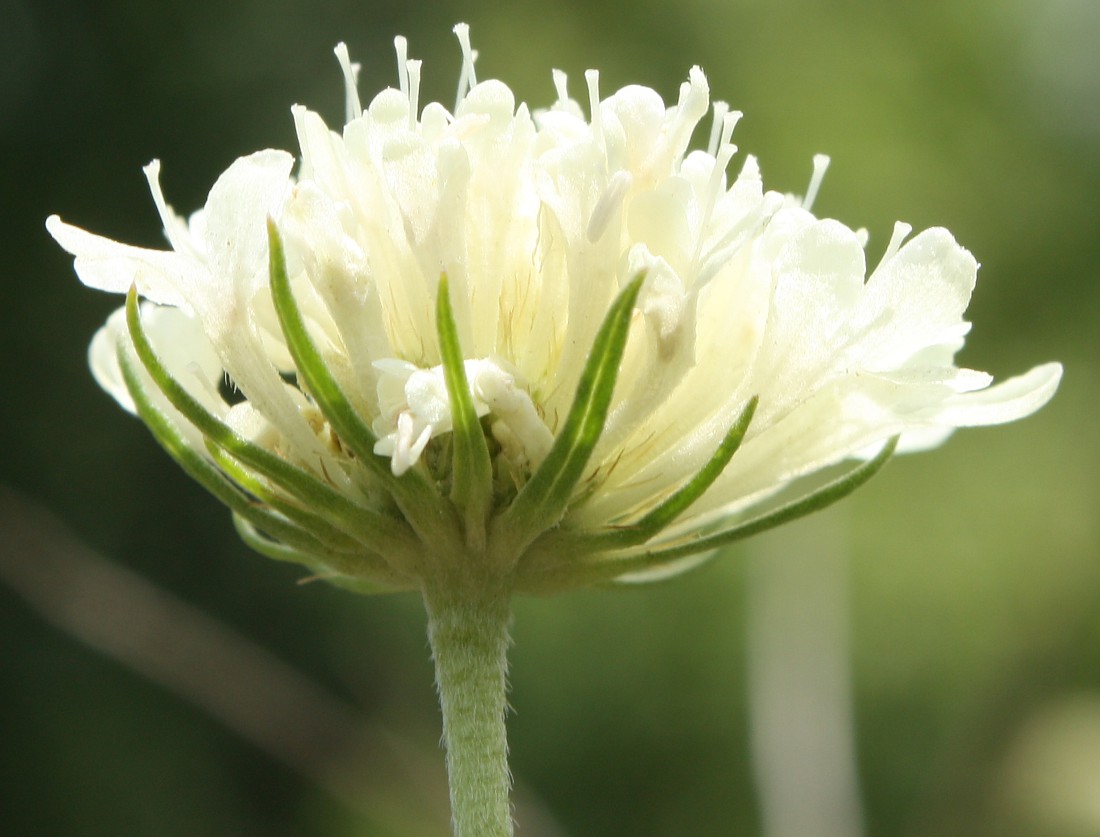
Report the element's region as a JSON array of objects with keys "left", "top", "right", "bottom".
[
  {"left": 334, "top": 43, "right": 362, "bottom": 123},
  {"left": 802, "top": 154, "right": 830, "bottom": 212}
]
